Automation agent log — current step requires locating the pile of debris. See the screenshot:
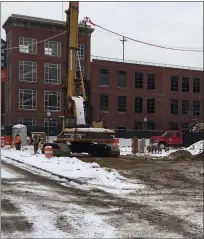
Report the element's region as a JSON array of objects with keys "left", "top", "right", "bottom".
[{"left": 163, "top": 150, "right": 193, "bottom": 161}]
